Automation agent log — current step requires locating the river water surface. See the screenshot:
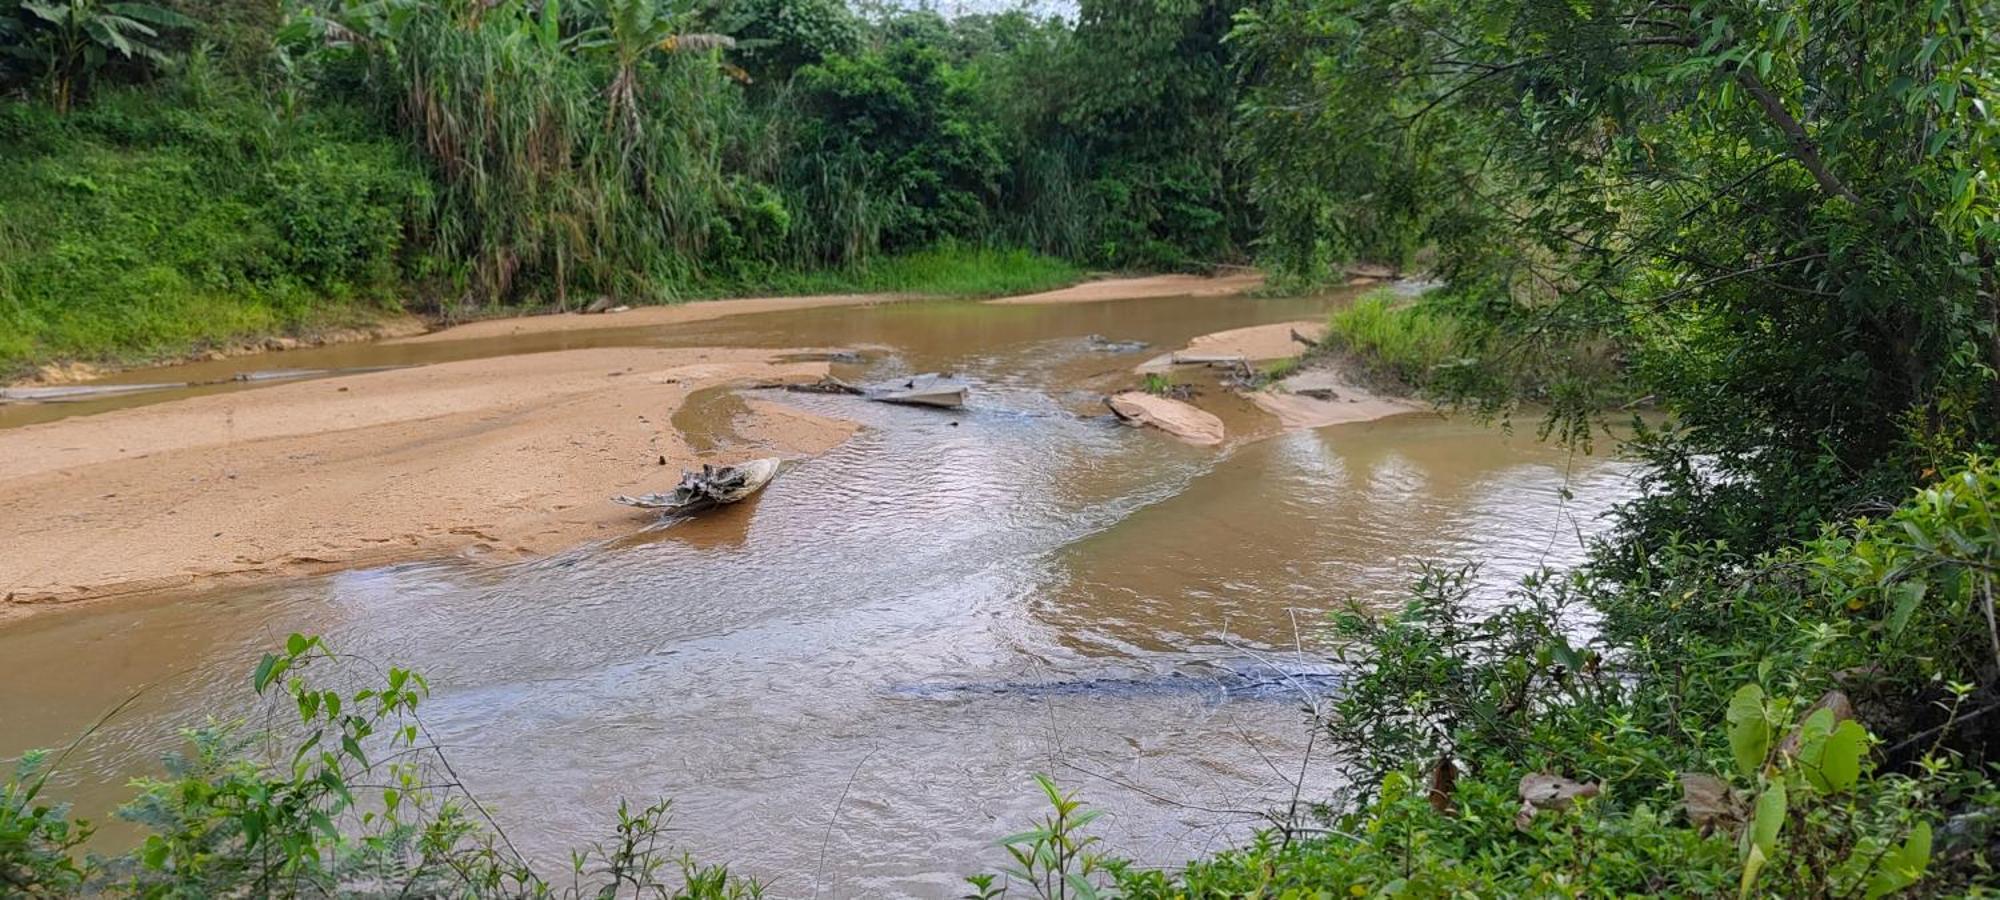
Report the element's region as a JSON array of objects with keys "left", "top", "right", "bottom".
[{"left": 0, "top": 288, "right": 1637, "bottom": 896}]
